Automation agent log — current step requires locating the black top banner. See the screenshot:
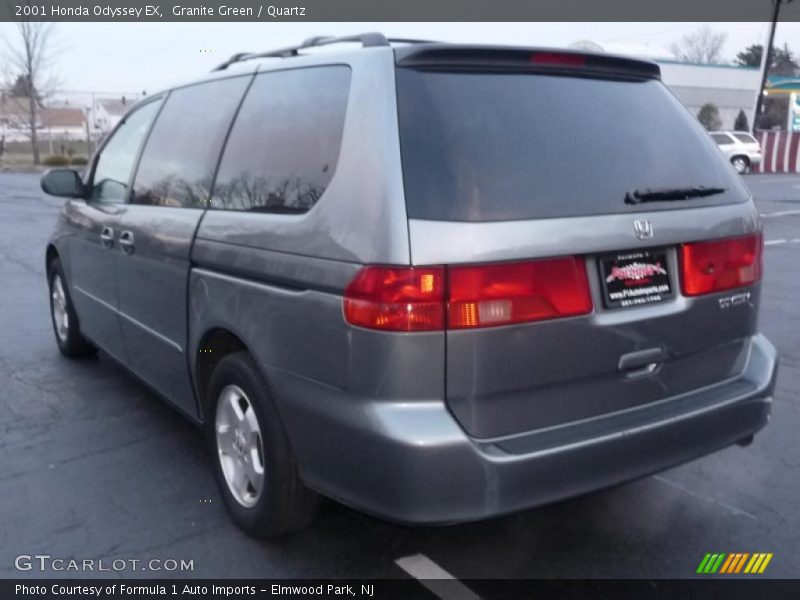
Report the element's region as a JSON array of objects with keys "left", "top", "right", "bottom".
[{"left": 2, "top": 0, "right": 800, "bottom": 22}]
